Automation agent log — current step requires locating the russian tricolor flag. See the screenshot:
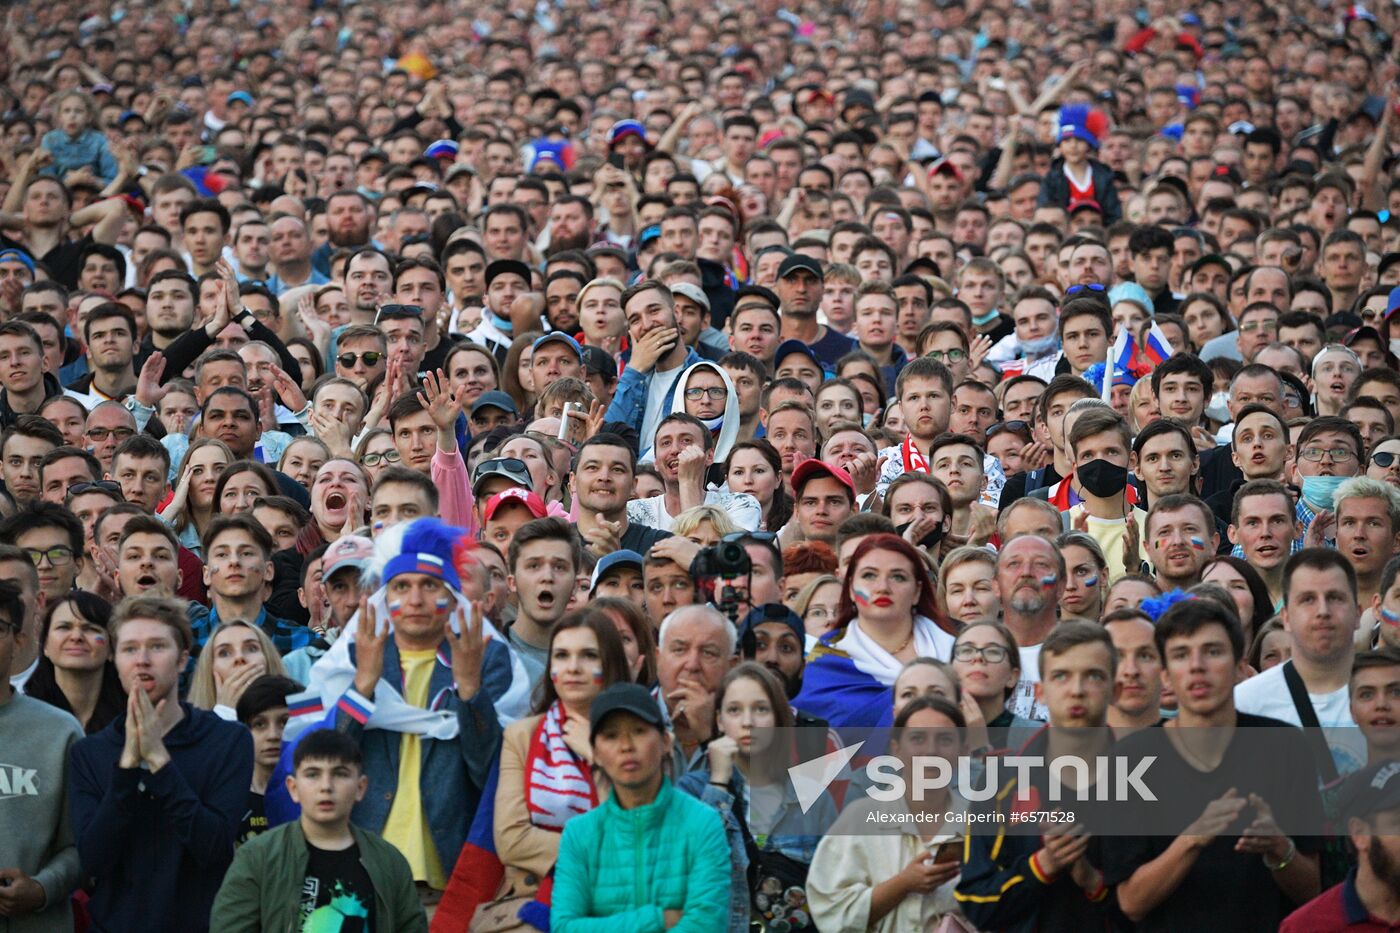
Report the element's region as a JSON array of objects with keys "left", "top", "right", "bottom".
[
  {"left": 1141, "top": 322, "right": 1175, "bottom": 367},
  {"left": 1103, "top": 328, "right": 1136, "bottom": 402}
]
